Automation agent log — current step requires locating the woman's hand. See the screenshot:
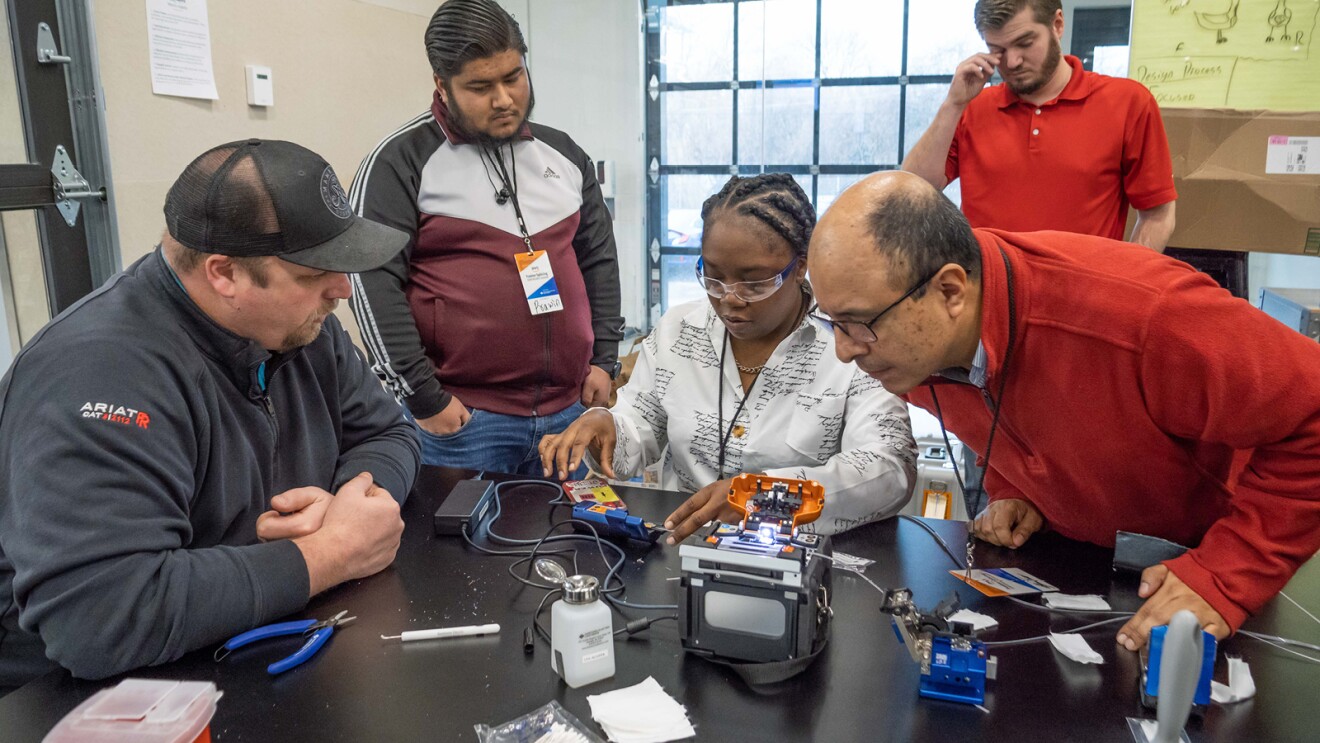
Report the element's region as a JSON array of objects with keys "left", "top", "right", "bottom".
[{"left": 538, "top": 409, "right": 617, "bottom": 480}]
